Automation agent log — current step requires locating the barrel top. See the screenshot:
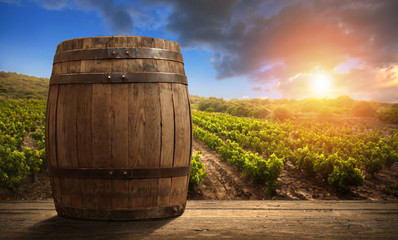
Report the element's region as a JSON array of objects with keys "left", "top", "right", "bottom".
[{"left": 56, "top": 36, "right": 181, "bottom": 54}]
